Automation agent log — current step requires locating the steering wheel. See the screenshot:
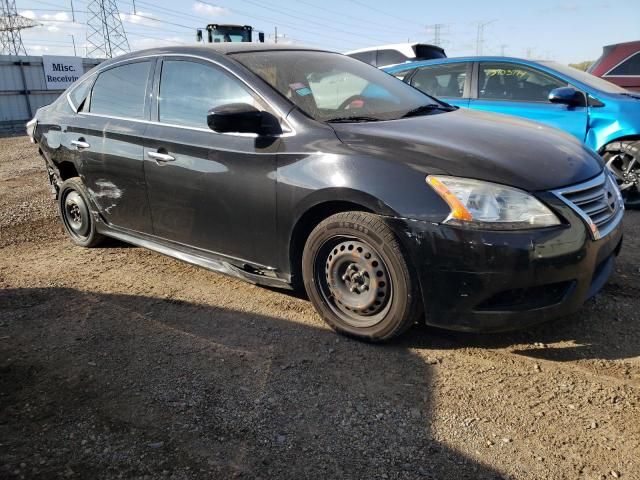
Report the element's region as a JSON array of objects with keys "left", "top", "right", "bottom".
[{"left": 338, "top": 95, "right": 367, "bottom": 110}]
